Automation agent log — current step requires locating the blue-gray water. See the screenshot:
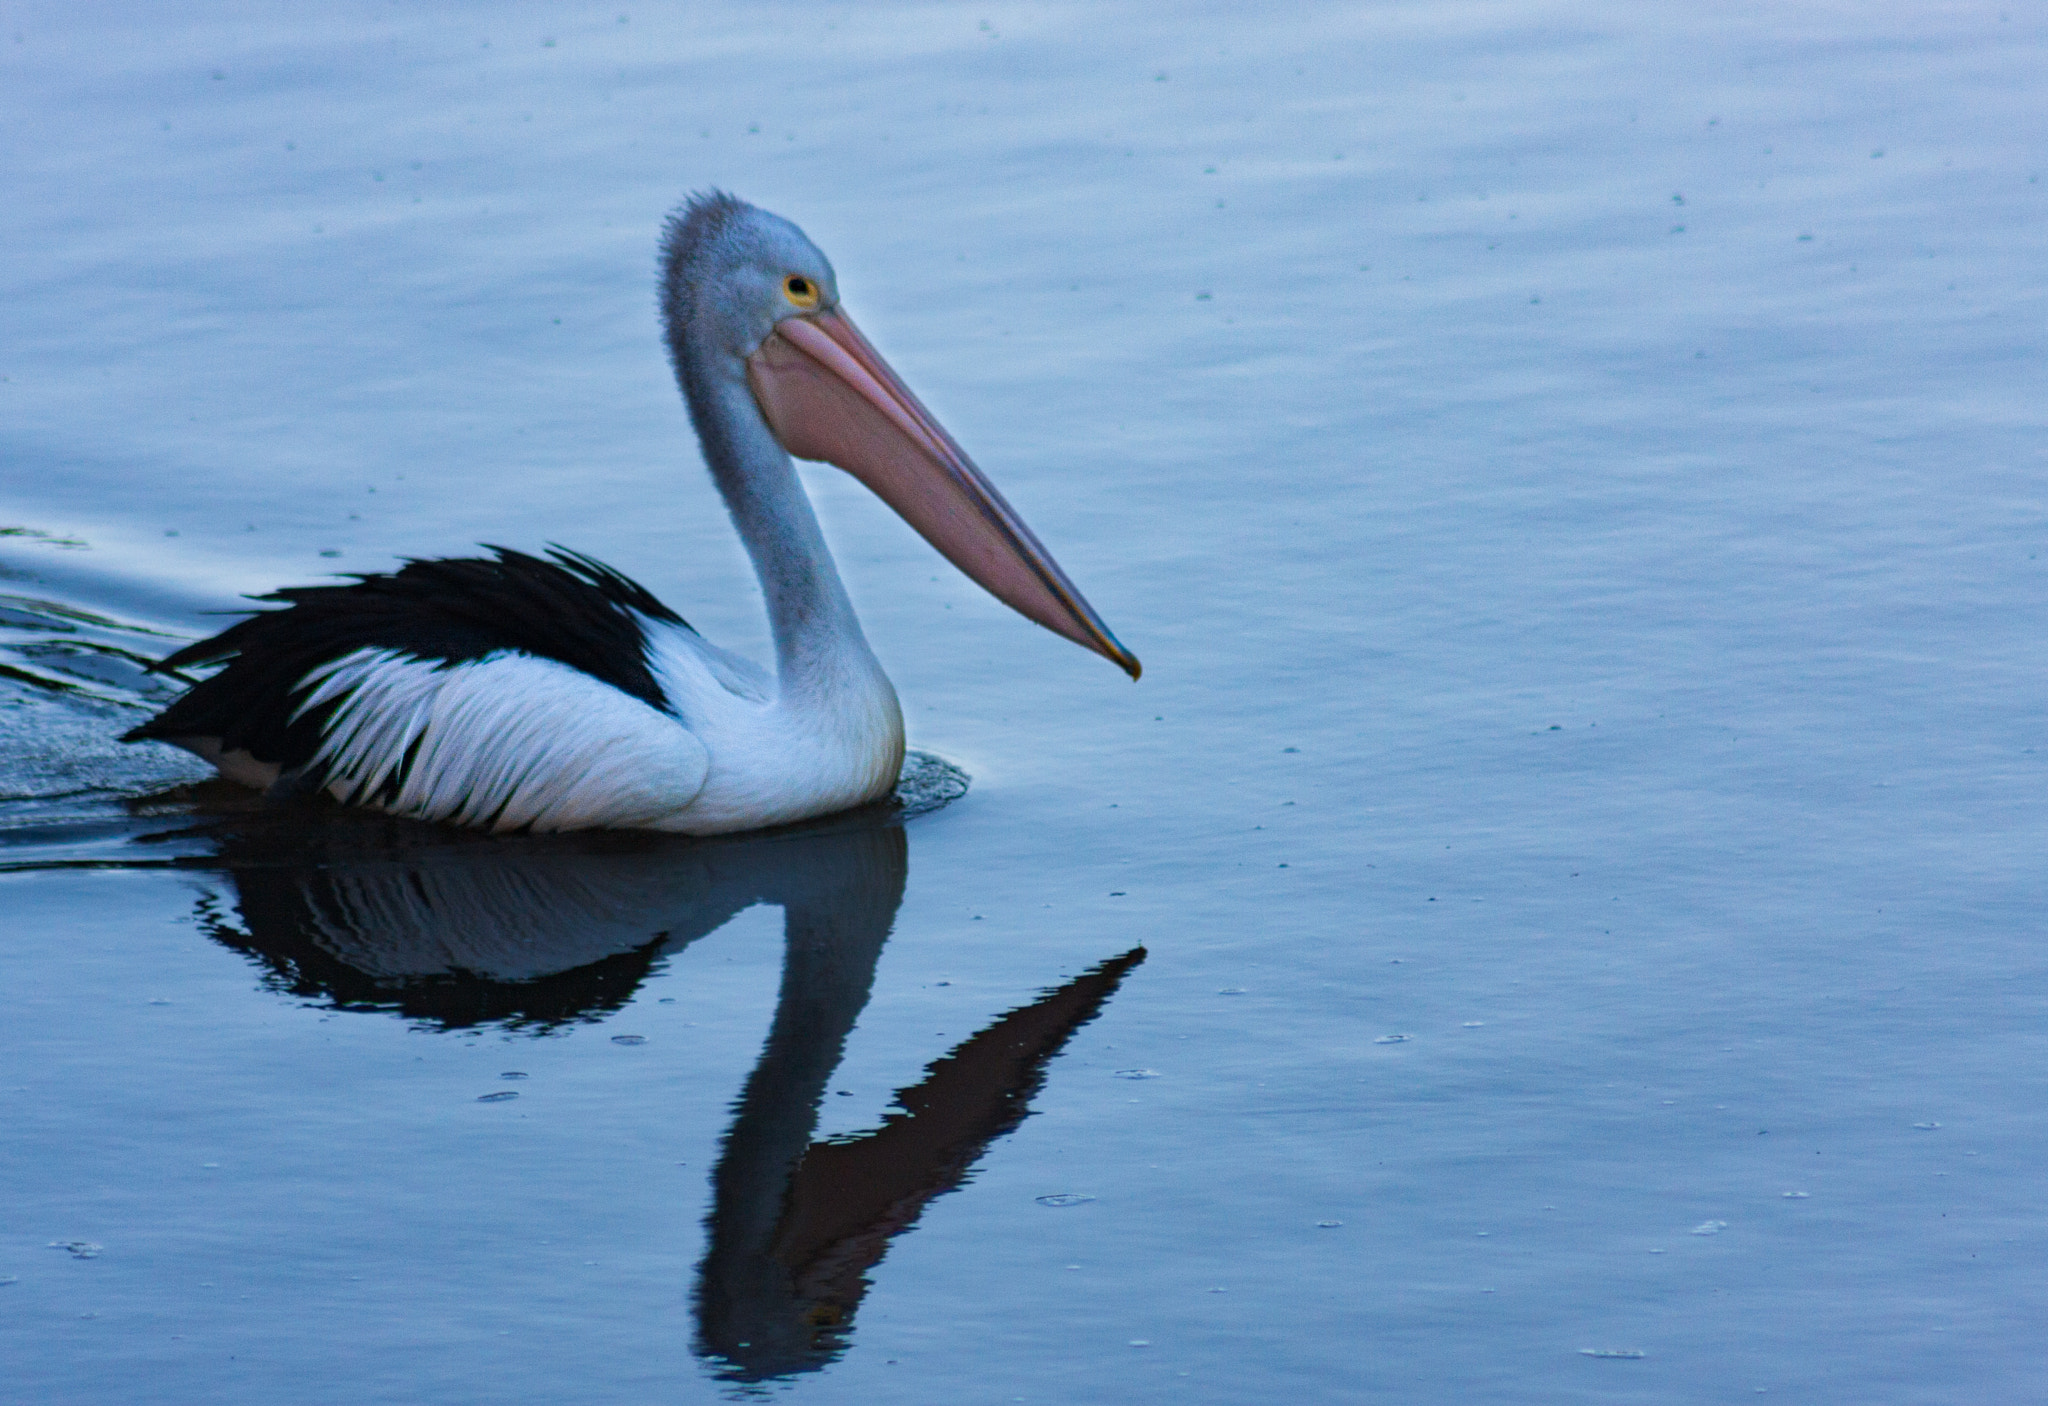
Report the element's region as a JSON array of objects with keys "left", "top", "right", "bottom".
[{"left": 3, "top": 2, "right": 2045, "bottom": 1401}]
